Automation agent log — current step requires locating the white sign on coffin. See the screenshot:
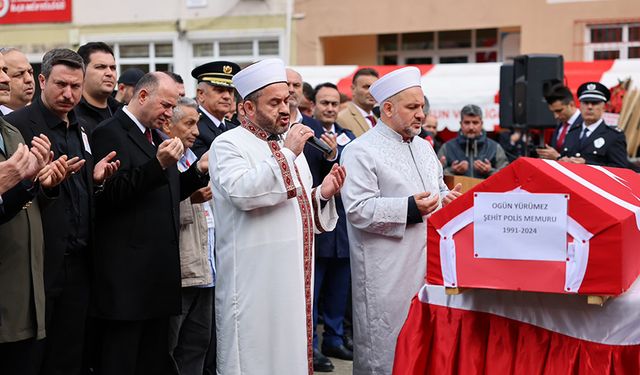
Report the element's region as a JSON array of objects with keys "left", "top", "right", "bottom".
[{"left": 474, "top": 192, "right": 568, "bottom": 261}]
